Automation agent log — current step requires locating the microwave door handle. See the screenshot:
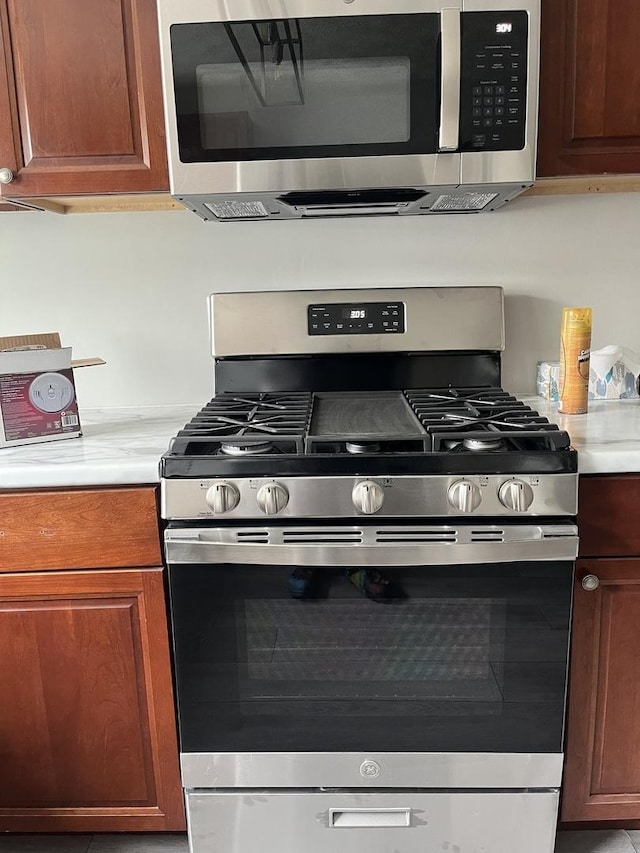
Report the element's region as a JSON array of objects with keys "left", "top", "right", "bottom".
[{"left": 438, "top": 7, "right": 461, "bottom": 152}]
